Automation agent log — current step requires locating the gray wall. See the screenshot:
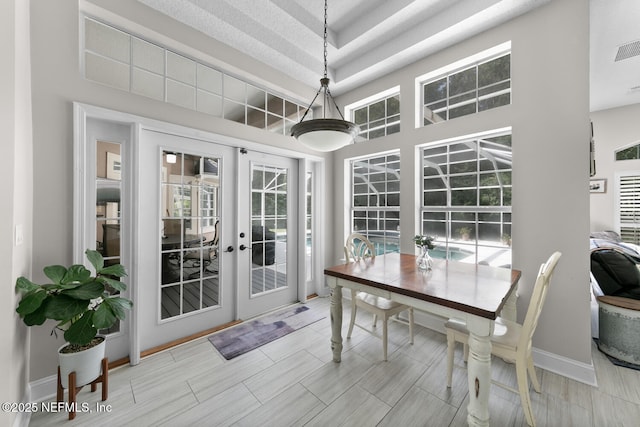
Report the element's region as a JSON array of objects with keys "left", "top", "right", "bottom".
[
  {"left": 590, "top": 103, "right": 640, "bottom": 231},
  {"left": 333, "top": 0, "right": 592, "bottom": 364},
  {"left": 3, "top": 0, "right": 33, "bottom": 425}
]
